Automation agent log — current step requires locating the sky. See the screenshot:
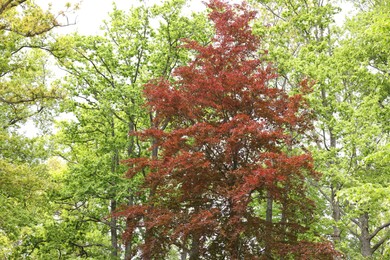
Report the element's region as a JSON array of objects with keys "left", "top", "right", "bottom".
[
  {"left": 34, "top": 0, "right": 354, "bottom": 36},
  {"left": 35, "top": 0, "right": 206, "bottom": 35},
  {"left": 36, "top": 0, "right": 134, "bottom": 35}
]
